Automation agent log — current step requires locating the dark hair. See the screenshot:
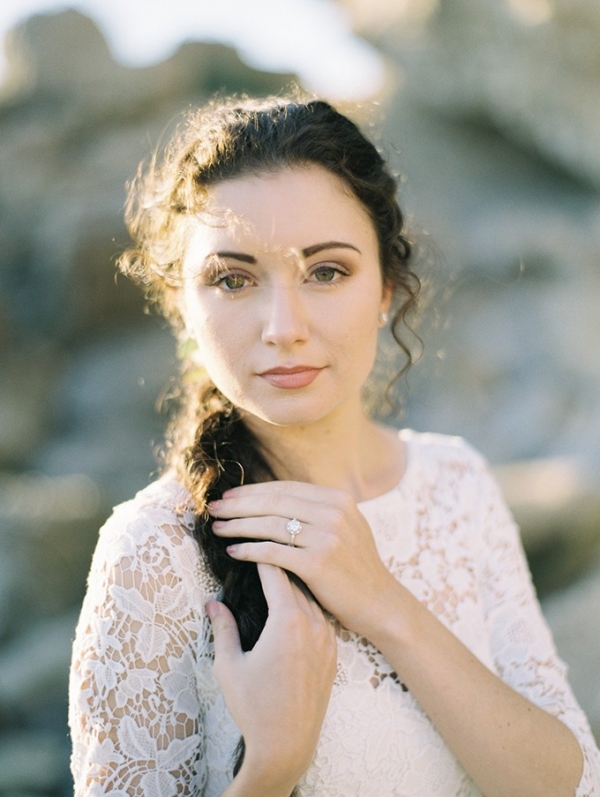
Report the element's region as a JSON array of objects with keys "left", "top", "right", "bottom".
[{"left": 118, "top": 93, "right": 420, "bottom": 781}]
